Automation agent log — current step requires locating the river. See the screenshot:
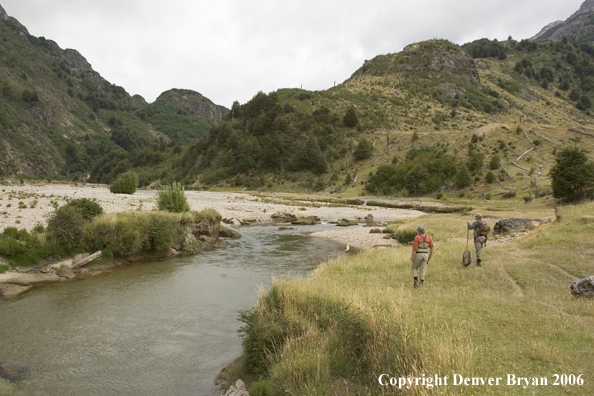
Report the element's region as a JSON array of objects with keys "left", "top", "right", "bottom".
[{"left": 0, "top": 223, "right": 346, "bottom": 395}]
